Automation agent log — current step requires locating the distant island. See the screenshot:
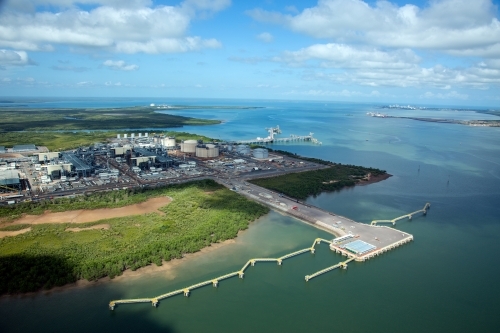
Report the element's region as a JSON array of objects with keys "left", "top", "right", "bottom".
[
  {"left": 368, "top": 113, "right": 500, "bottom": 127},
  {"left": 370, "top": 106, "right": 500, "bottom": 127}
]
